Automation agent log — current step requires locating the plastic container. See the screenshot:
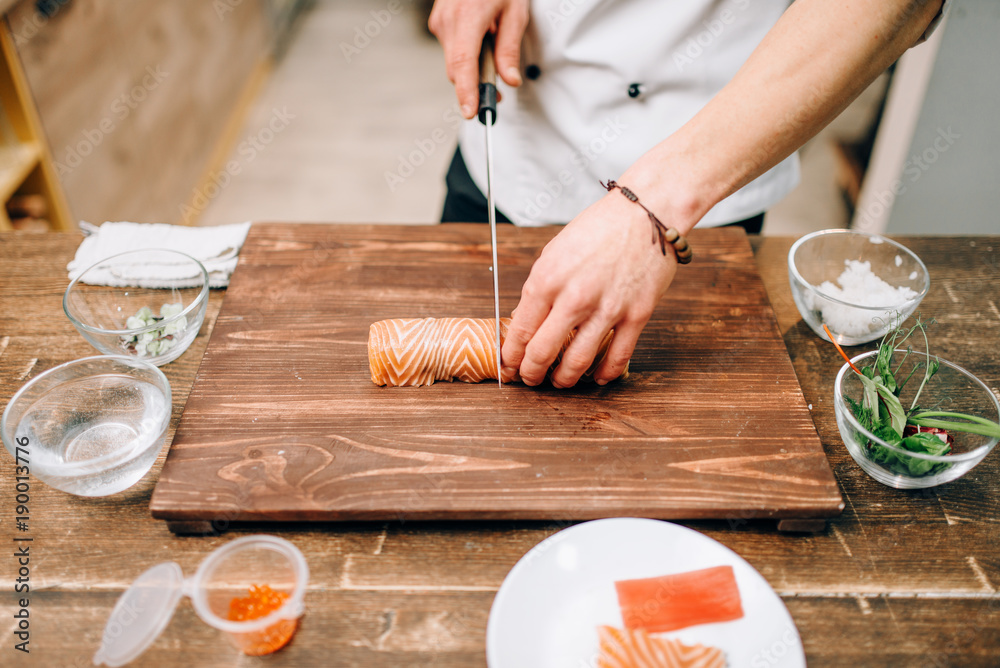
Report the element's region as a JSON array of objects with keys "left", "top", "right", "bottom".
[{"left": 93, "top": 535, "right": 308, "bottom": 666}]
